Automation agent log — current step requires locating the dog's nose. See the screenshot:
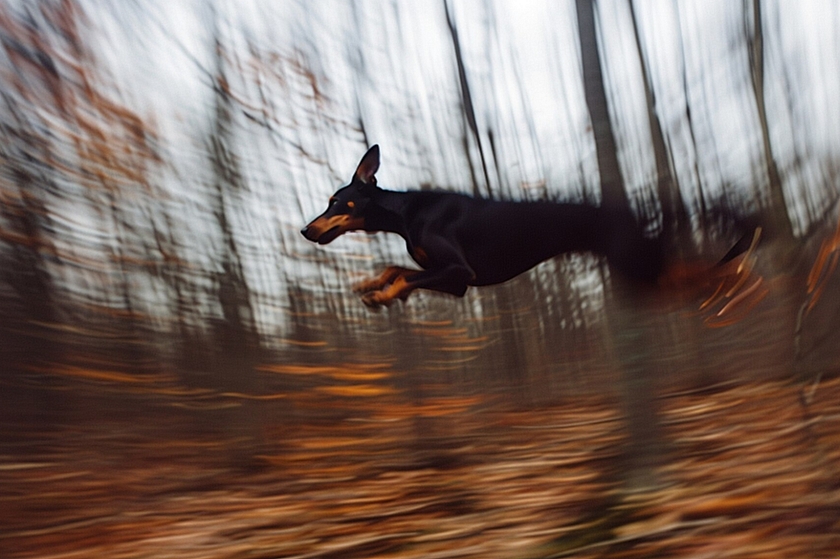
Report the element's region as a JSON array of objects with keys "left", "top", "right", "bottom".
[{"left": 301, "top": 225, "right": 316, "bottom": 241}]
